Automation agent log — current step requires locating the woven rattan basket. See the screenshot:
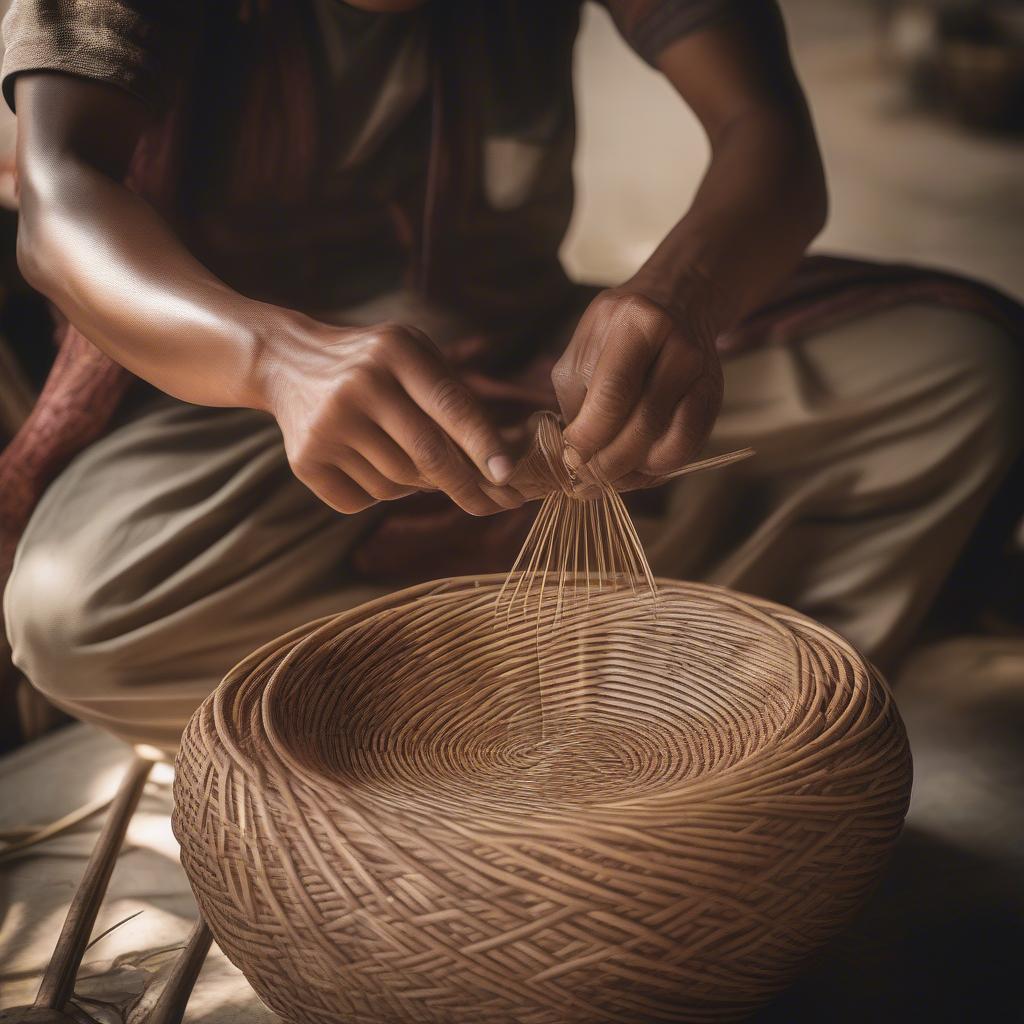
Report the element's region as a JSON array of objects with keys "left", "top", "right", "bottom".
[{"left": 173, "top": 568, "right": 912, "bottom": 1023}]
